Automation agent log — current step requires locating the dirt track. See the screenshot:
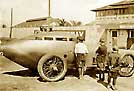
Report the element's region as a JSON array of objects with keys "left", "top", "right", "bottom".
[{"left": 0, "top": 56, "right": 134, "bottom": 91}]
